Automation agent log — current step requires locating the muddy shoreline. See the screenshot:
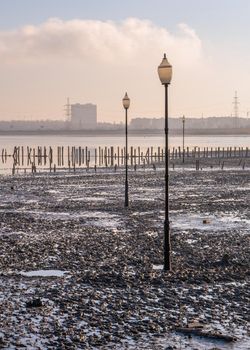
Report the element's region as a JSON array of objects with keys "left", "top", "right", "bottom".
[{"left": 0, "top": 169, "right": 249, "bottom": 349}]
